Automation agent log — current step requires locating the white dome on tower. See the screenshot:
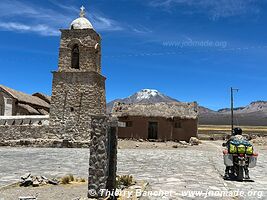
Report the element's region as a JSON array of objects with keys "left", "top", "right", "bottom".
[{"left": 70, "top": 6, "right": 94, "bottom": 30}]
